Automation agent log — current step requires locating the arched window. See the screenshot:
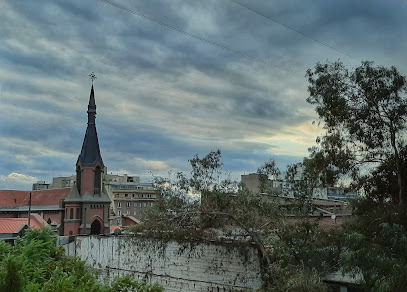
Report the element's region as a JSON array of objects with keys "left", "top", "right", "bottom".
[{"left": 94, "top": 166, "right": 102, "bottom": 195}]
